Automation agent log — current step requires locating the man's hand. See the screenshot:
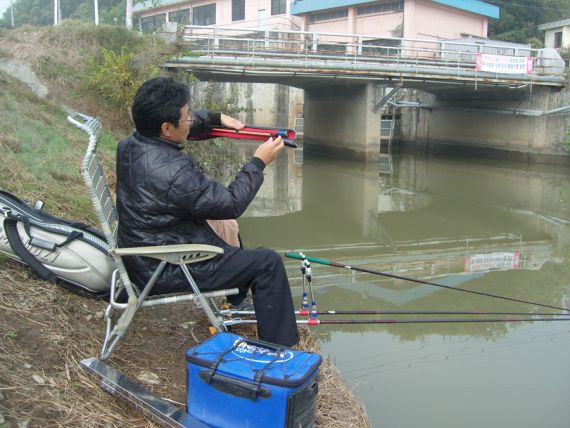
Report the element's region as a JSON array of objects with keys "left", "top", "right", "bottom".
[
  {"left": 221, "top": 114, "right": 244, "bottom": 130},
  {"left": 254, "top": 136, "right": 284, "bottom": 167}
]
